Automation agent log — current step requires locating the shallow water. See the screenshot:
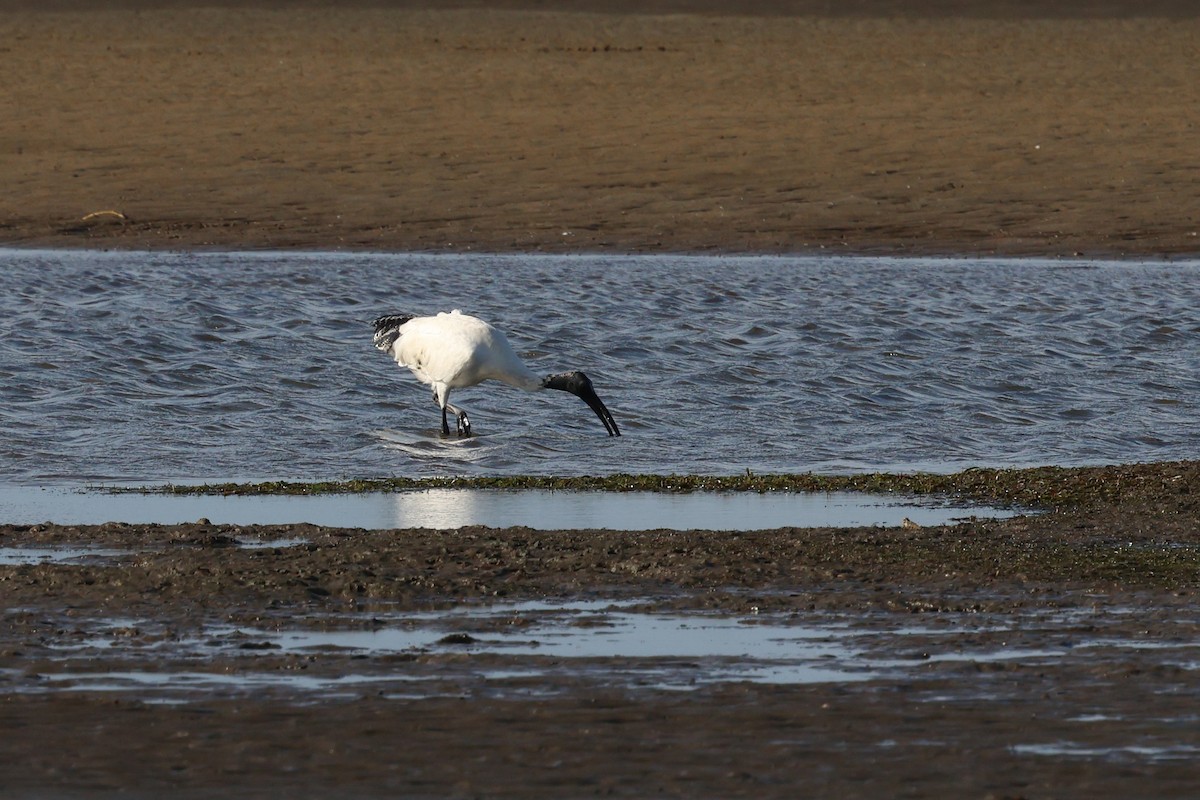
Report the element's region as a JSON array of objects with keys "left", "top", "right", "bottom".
[
  {"left": 0, "top": 485, "right": 1017, "bottom": 529},
  {"left": 3, "top": 249, "right": 1199, "bottom": 487}
]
